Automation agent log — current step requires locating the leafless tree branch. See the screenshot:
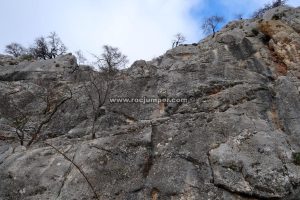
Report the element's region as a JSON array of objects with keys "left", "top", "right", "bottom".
[
  {"left": 202, "top": 15, "right": 224, "bottom": 38},
  {"left": 44, "top": 142, "right": 100, "bottom": 200},
  {"left": 172, "top": 33, "right": 186, "bottom": 48}
]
